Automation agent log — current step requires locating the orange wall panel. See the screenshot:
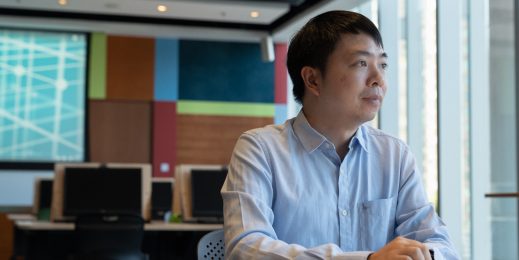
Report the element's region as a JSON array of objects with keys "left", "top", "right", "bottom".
[{"left": 107, "top": 36, "right": 154, "bottom": 101}]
